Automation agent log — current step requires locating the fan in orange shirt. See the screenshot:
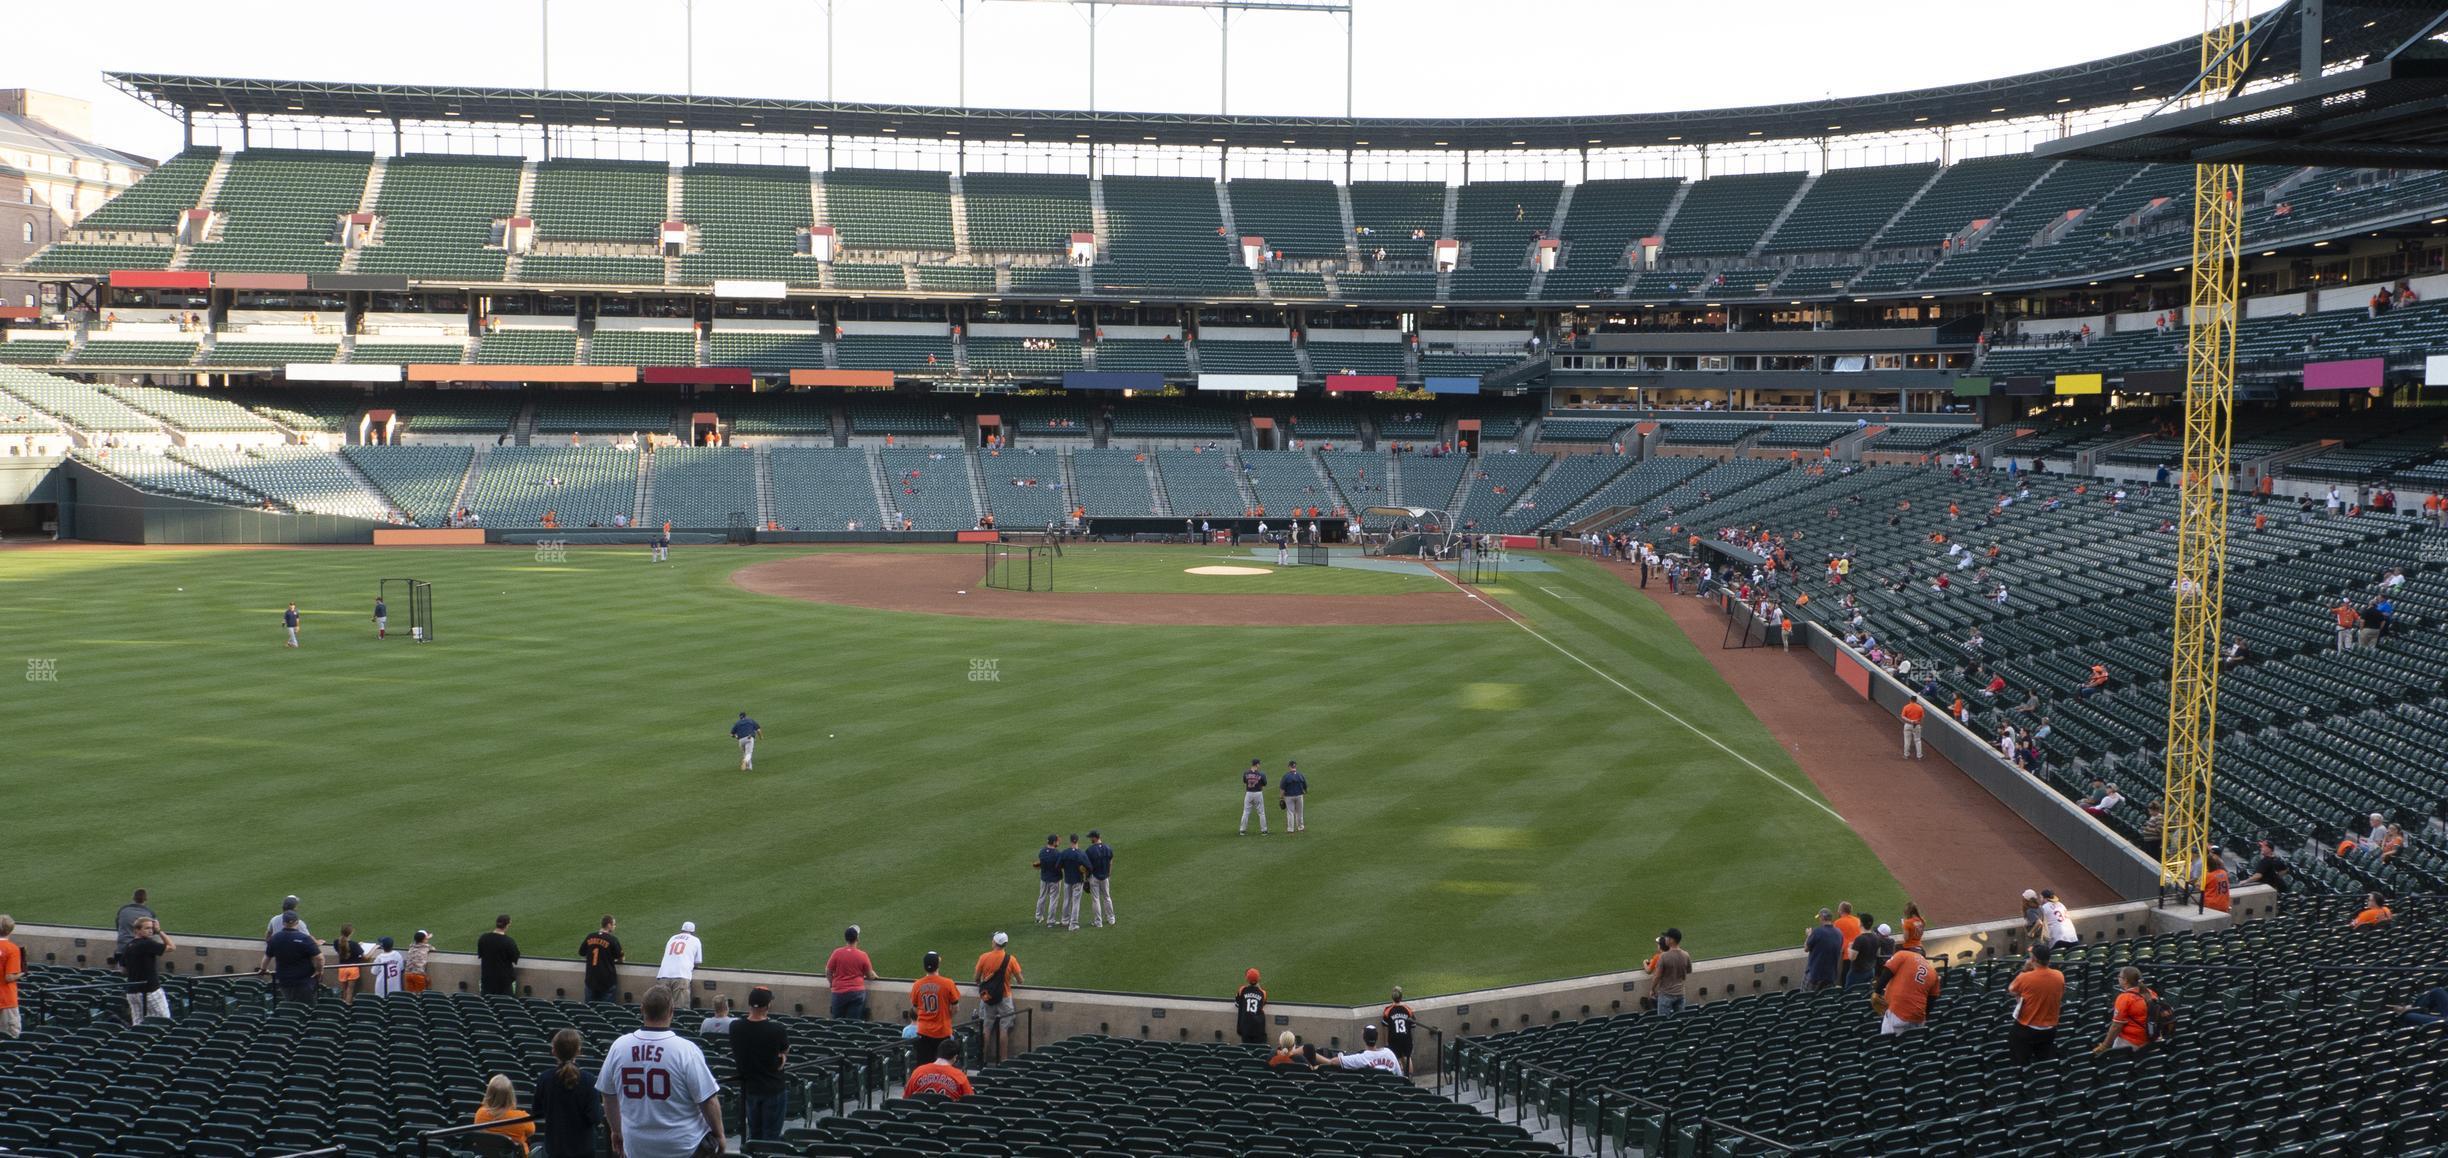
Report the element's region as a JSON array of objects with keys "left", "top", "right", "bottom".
[
  {"left": 1831, "top": 904, "right": 1864, "bottom": 975},
  {"left": 1897, "top": 904, "right": 1926, "bottom": 953},
  {"left": 2201, "top": 853, "right": 2232, "bottom": 913},
  {"left": 1878, "top": 947, "right": 1941, "bottom": 1035},
  {"left": 909, "top": 952, "right": 963, "bottom": 1063},
  {"left": 472, "top": 1075, "right": 535, "bottom": 1155},
  {"left": 2353, "top": 893, "right": 2394, "bottom": 926}
]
